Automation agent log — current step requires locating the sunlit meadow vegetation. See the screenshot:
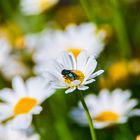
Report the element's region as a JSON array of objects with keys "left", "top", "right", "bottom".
[{"left": 0, "top": 0, "right": 140, "bottom": 140}]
